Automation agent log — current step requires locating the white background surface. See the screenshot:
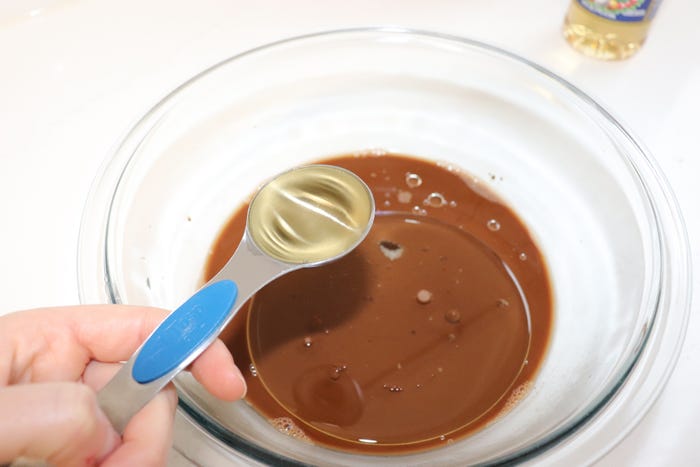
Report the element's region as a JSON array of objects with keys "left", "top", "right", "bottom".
[{"left": 0, "top": 0, "right": 697, "bottom": 465}]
